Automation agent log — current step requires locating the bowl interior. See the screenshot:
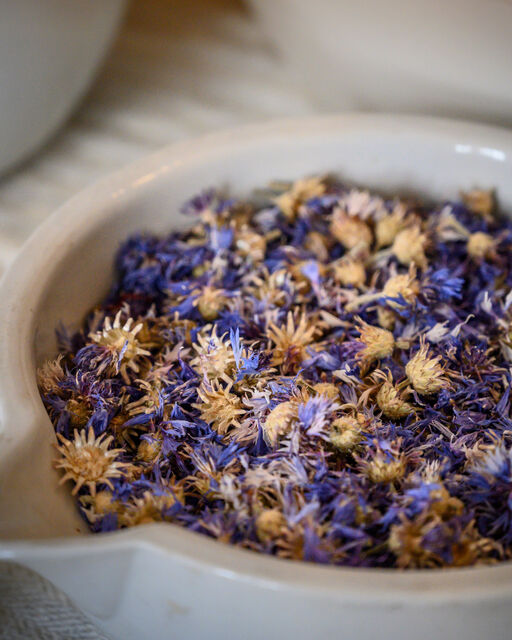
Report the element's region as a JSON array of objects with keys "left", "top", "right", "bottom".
[{"left": 2, "top": 115, "right": 512, "bottom": 541}]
